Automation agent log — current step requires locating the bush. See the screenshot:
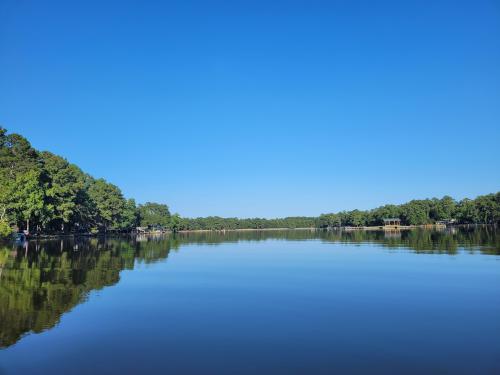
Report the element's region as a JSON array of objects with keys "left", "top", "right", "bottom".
[{"left": 0, "top": 219, "right": 13, "bottom": 238}]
